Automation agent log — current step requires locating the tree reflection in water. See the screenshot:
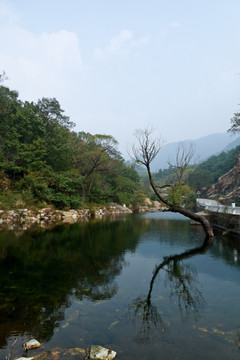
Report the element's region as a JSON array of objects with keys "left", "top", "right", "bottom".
[
  {"left": 128, "top": 236, "right": 213, "bottom": 343},
  {"left": 0, "top": 218, "right": 145, "bottom": 349}
]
